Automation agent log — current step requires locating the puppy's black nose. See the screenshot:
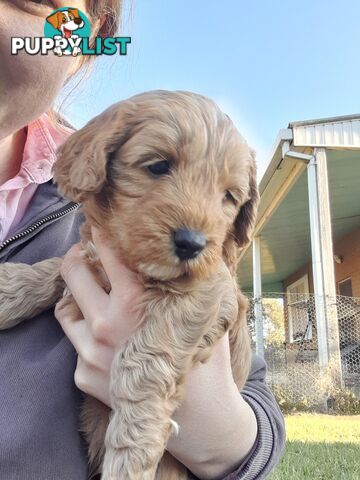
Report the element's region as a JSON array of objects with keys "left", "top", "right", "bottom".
[
  {"left": 173, "top": 229, "right": 207, "bottom": 260},
  {"left": 74, "top": 17, "right": 83, "bottom": 25}
]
